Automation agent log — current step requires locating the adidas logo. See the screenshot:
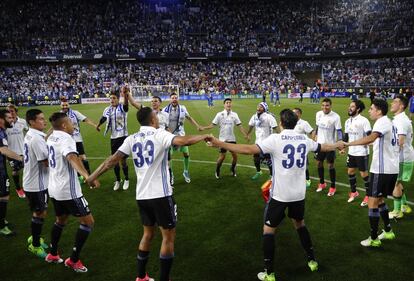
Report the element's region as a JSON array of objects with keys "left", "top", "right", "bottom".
[{"left": 265, "top": 220, "right": 271, "bottom": 225}]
